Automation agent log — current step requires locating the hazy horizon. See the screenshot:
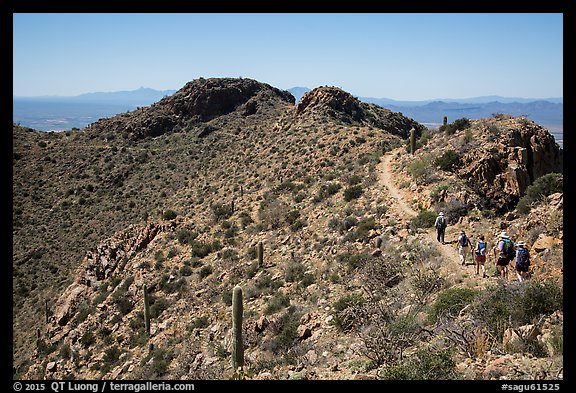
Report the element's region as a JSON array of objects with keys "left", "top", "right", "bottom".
[{"left": 13, "top": 13, "right": 563, "bottom": 101}]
